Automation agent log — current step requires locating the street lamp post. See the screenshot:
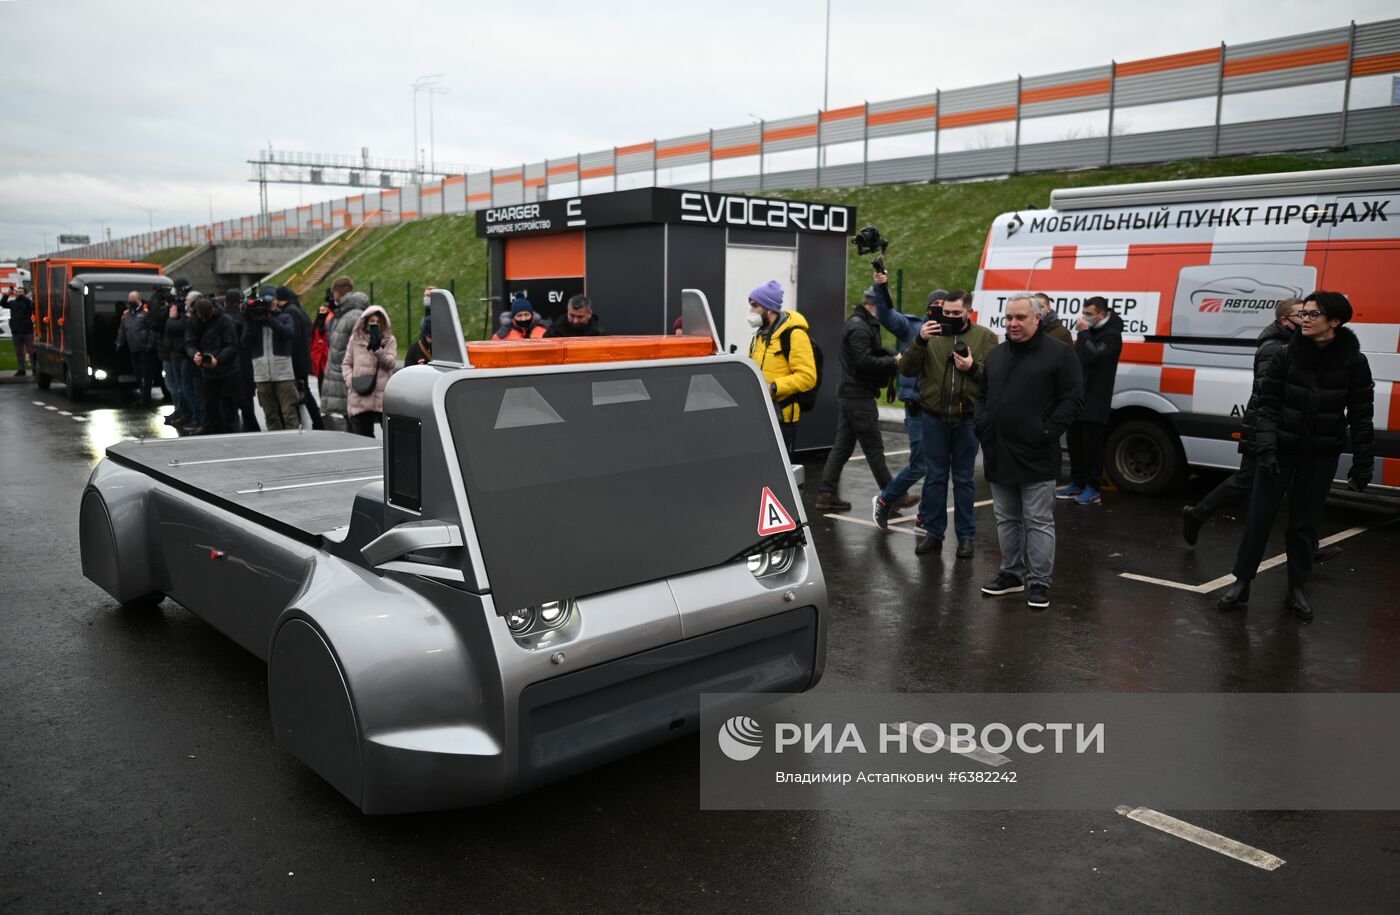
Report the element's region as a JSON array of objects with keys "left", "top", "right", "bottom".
[
  {"left": 411, "top": 74, "right": 444, "bottom": 180},
  {"left": 822, "top": 0, "right": 831, "bottom": 168},
  {"left": 426, "top": 85, "right": 450, "bottom": 177}
]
